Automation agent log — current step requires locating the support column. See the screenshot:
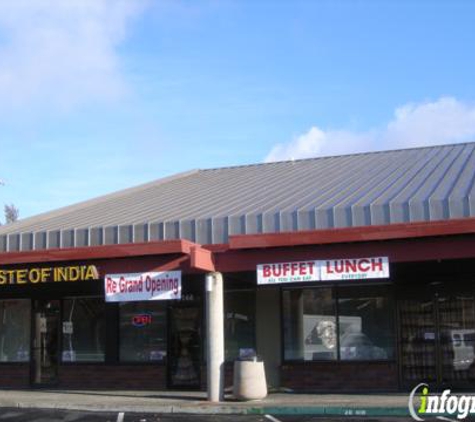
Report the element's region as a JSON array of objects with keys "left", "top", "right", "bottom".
[{"left": 206, "top": 272, "right": 224, "bottom": 402}]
